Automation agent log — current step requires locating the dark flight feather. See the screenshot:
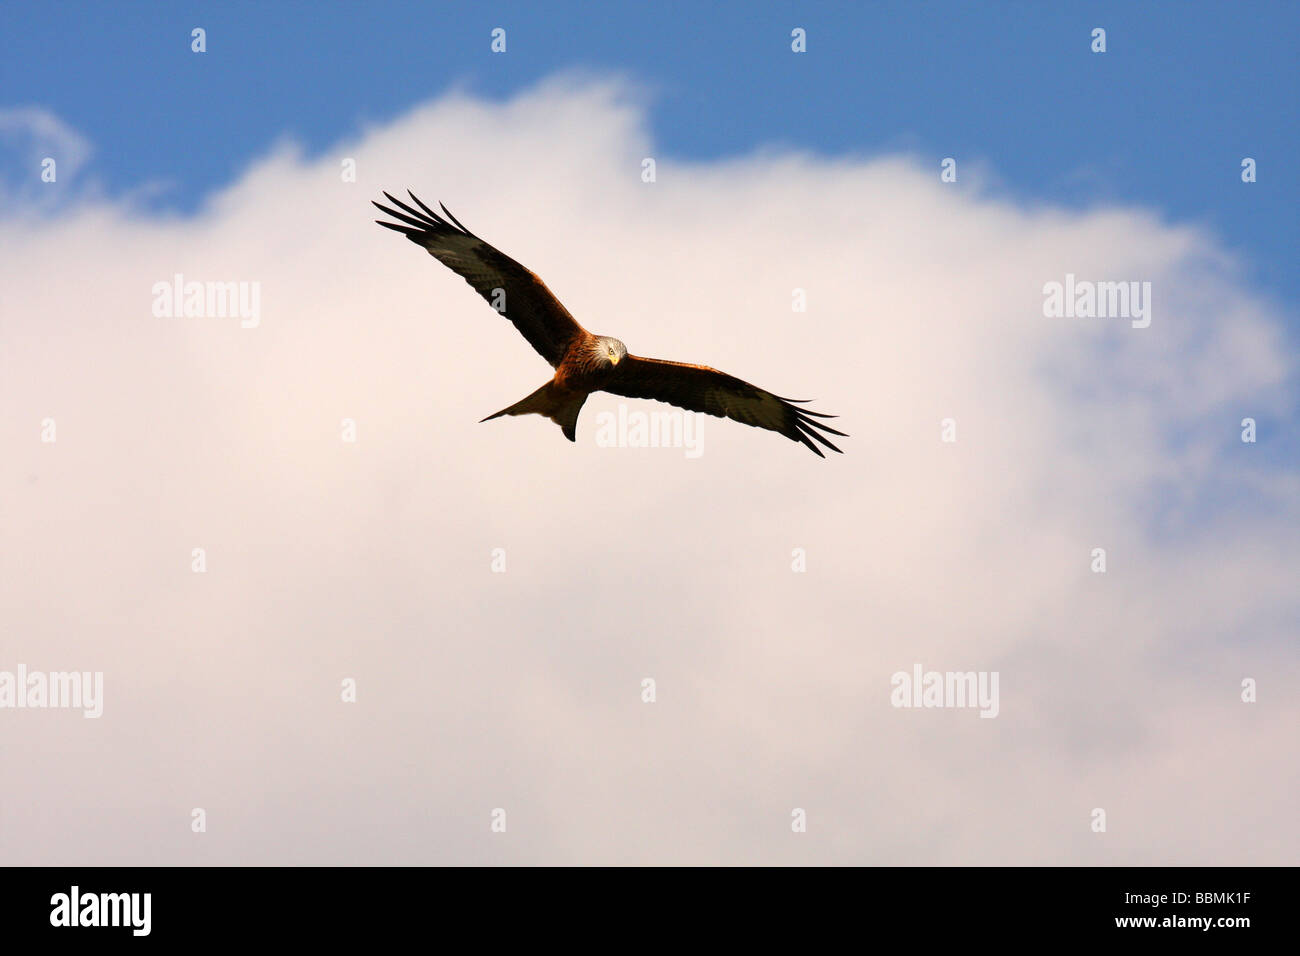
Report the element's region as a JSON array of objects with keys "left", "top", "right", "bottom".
[
  {"left": 605, "top": 356, "right": 846, "bottom": 457},
  {"left": 373, "top": 192, "right": 585, "bottom": 366}
]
